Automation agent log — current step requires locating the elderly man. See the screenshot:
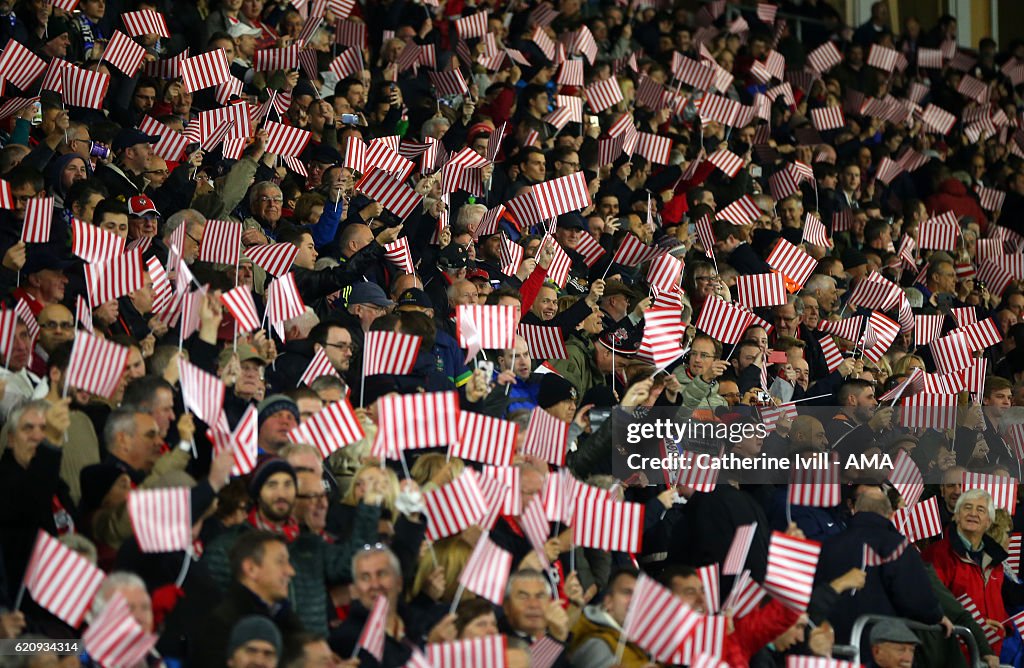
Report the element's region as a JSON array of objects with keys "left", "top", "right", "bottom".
[
  {"left": 0, "top": 321, "right": 41, "bottom": 418},
  {"left": 163, "top": 209, "right": 206, "bottom": 265},
  {"left": 923, "top": 489, "right": 1009, "bottom": 655},
  {"left": 104, "top": 405, "right": 167, "bottom": 484},
  {"left": 816, "top": 487, "right": 944, "bottom": 645},
  {"left": 243, "top": 181, "right": 287, "bottom": 244},
  {"left": 0, "top": 399, "right": 72, "bottom": 588},
  {"left": 868, "top": 621, "right": 920, "bottom": 668},
  {"left": 501, "top": 569, "right": 571, "bottom": 645},
  {"left": 804, "top": 275, "right": 840, "bottom": 317},
  {"left": 14, "top": 248, "right": 71, "bottom": 317},
  {"left": 93, "top": 572, "right": 155, "bottom": 633}
]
